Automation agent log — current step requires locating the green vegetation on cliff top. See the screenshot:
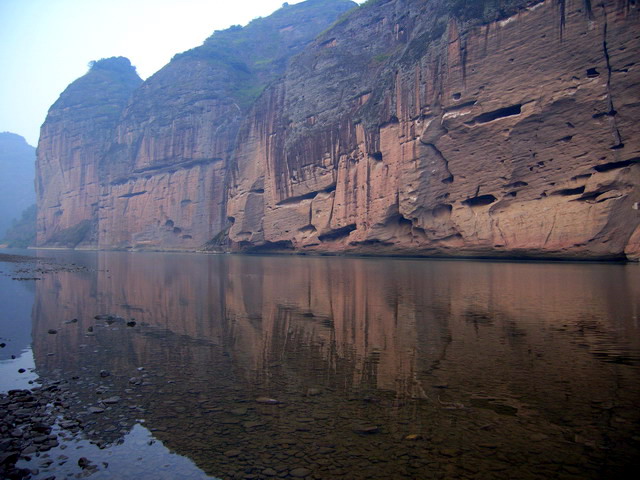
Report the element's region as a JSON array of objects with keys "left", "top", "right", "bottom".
[
  {"left": 174, "top": 0, "right": 356, "bottom": 108},
  {"left": 48, "top": 57, "right": 142, "bottom": 127}
]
